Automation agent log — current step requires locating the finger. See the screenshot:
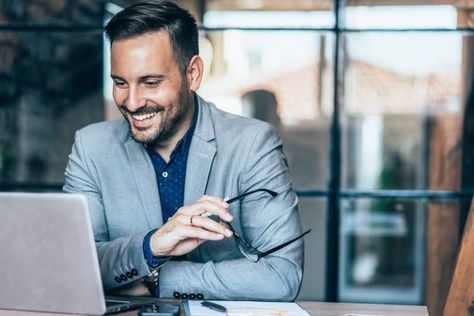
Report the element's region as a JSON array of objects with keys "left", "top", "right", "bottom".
[
  {"left": 179, "top": 201, "right": 233, "bottom": 221},
  {"left": 173, "top": 205, "right": 204, "bottom": 219},
  {"left": 174, "top": 213, "right": 193, "bottom": 226},
  {"left": 195, "top": 200, "right": 233, "bottom": 221},
  {"left": 189, "top": 215, "right": 233, "bottom": 237},
  {"left": 199, "top": 197, "right": 228, "bottom": 217},
  {"left": 195, "top": 196, "right": 230, "bottom": 218},
  {"left": 197, "top": 195, "right": 229, "bottom": 208},
  {"left": 177, "top": 225, "right": 226, "bottom": 241}
]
